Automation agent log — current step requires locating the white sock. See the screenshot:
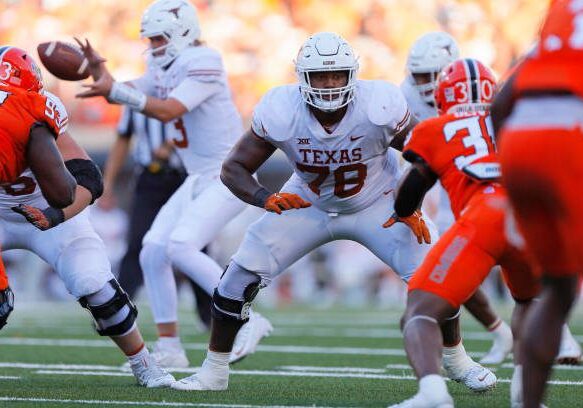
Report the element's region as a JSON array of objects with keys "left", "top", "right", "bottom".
[
  {"left": 168, "top": 242, "right": 222, "bottom": 295},
  {"left": 419, "top": 374, "right": 448, "bottom": 396},
  {"left": 491, "top": 320, "right": 512, "bottom": 338},
  {"left": 158, "top": 336, "right": 182, "bottom": 349},
  {"left": 204, "top": 350, "right": 230, "bottom": 368},
  {"left": 511, "top": 365, "right": 522, "bottom": 403},
  {"left": 443, "top": 341, "right": 474, "bottom": 371},
  {"left": 140, "top": 243, "right": 178, "bottom": 323},
  {"left": 127, "top": 345, "right": 149, "bottom": 366}
]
